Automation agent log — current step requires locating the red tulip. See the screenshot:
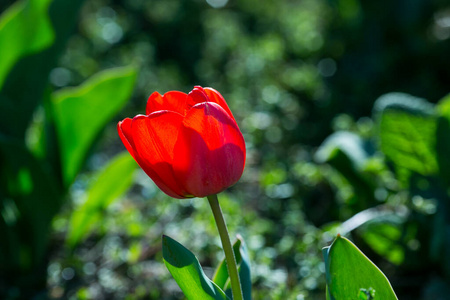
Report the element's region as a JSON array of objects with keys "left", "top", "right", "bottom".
[{"left": 118, "top": 86, "right": 246, "bottom": 198}]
